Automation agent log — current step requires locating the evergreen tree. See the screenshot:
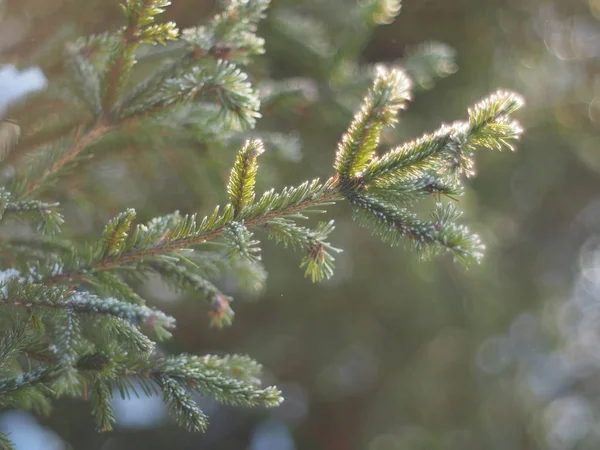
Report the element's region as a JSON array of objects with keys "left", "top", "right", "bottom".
[{"left": 0, "top": 0, "right": 524, "bottom": 447}]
